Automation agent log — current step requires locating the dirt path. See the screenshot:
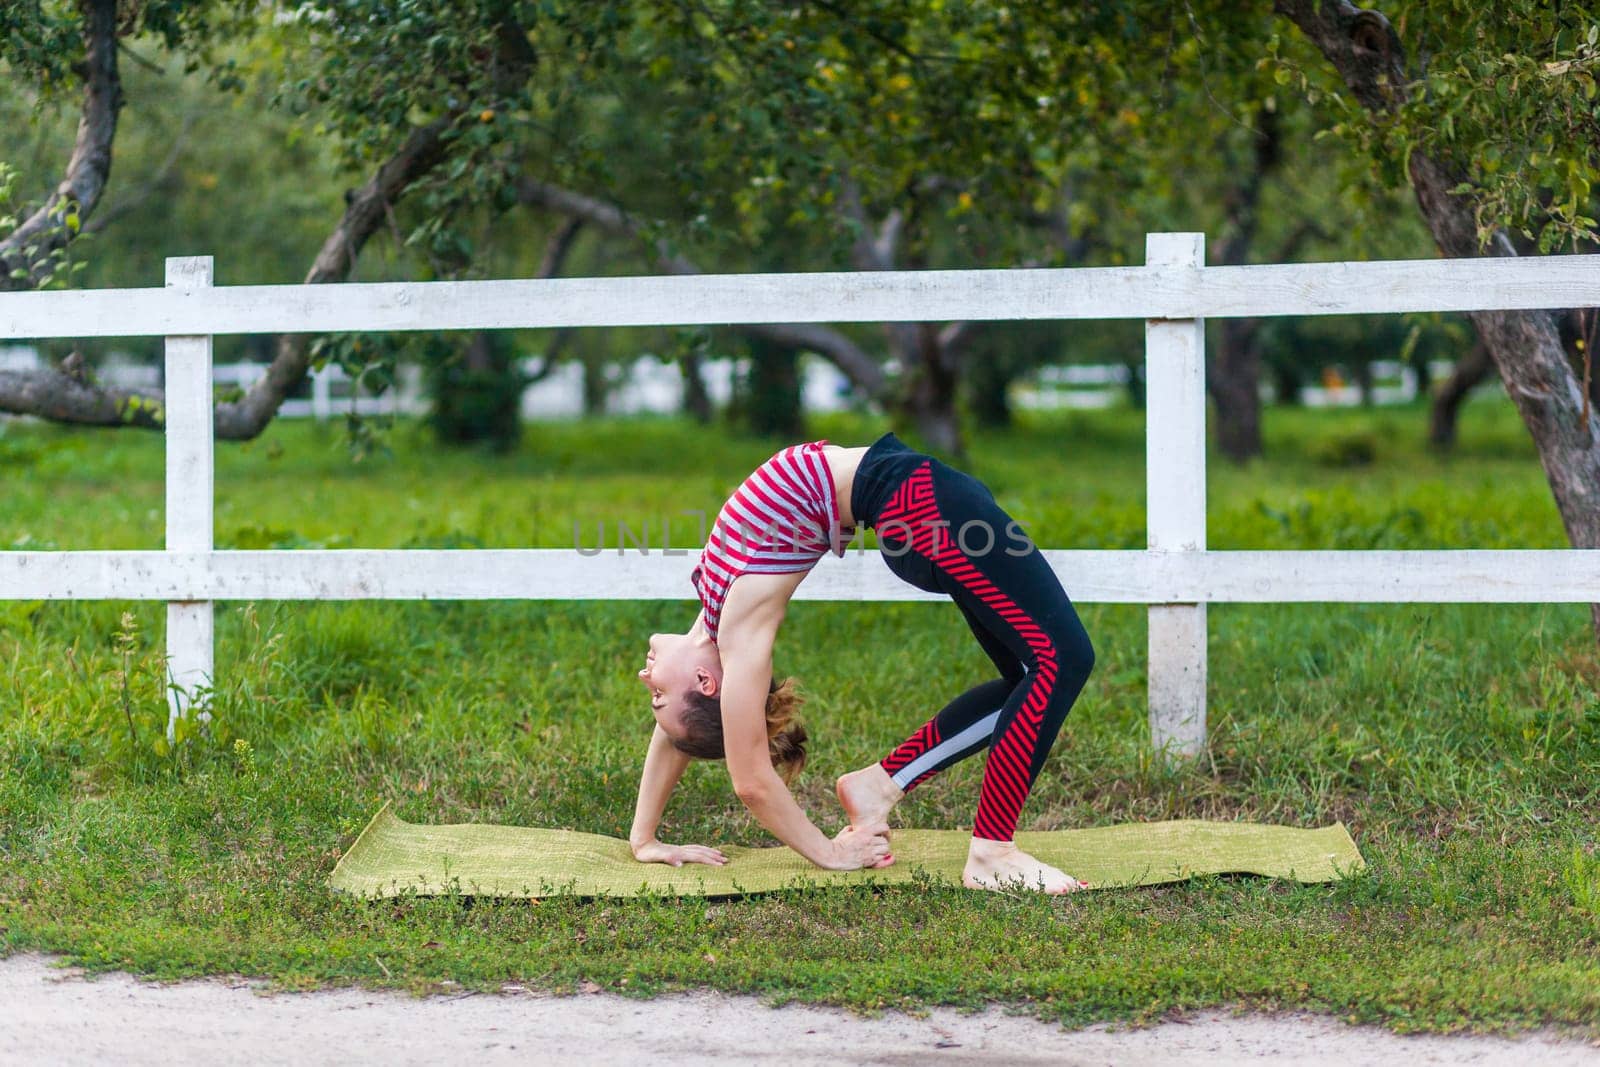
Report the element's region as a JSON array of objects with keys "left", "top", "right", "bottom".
[{"left": 4, "top": 953, "right": 1597, "bottom": 1066}]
